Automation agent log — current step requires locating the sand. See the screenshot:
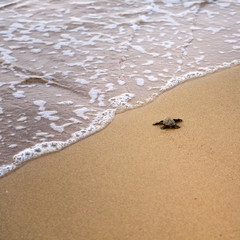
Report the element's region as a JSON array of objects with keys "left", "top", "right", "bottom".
[{"left": 0, "top": 66, "right": 240, "bottom": 240}]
